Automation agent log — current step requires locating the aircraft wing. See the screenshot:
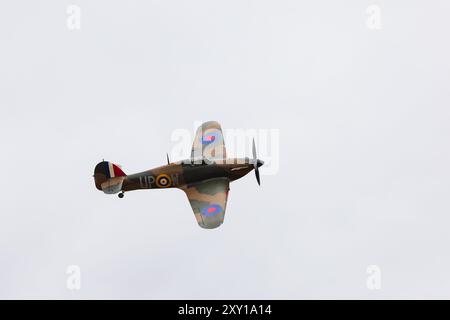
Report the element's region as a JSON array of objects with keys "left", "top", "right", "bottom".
[
  {"left": 182, "top": 178, "right": 230, "bottom": 229},
  {"left": 191, "top": 121, "right": 226, "bottom": 162}
]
